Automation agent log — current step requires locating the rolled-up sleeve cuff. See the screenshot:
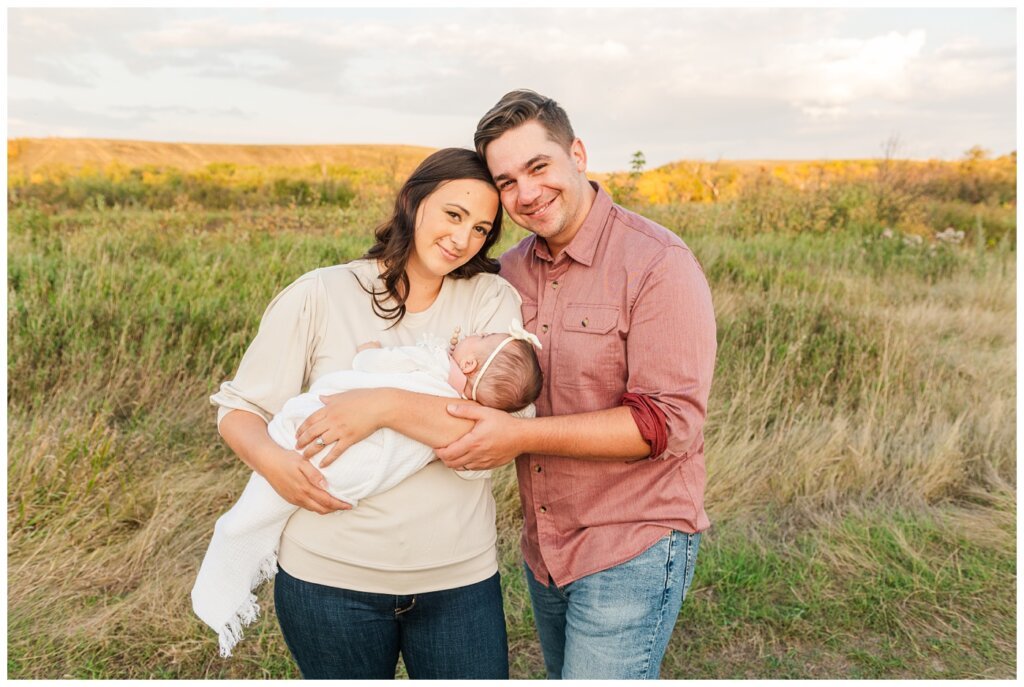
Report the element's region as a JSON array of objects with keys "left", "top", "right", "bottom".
[
  {"left": 211, "top": 386, "right": 272, "bottom": 430},
  {"left": 621, "top": 393, "right": 668, "bottom": 459}
]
